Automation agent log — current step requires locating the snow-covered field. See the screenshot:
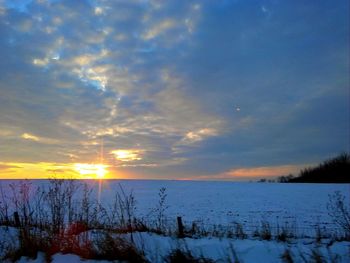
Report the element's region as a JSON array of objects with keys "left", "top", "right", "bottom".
[
  {"left": 2, "top": 180, "right": 349, "bottom": 229},
  {"left": 0, "top": 180, "right": 349, "bottom": 262},
  {"left": 96, "top": 180, "right": 350, "bottom": 233}
]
